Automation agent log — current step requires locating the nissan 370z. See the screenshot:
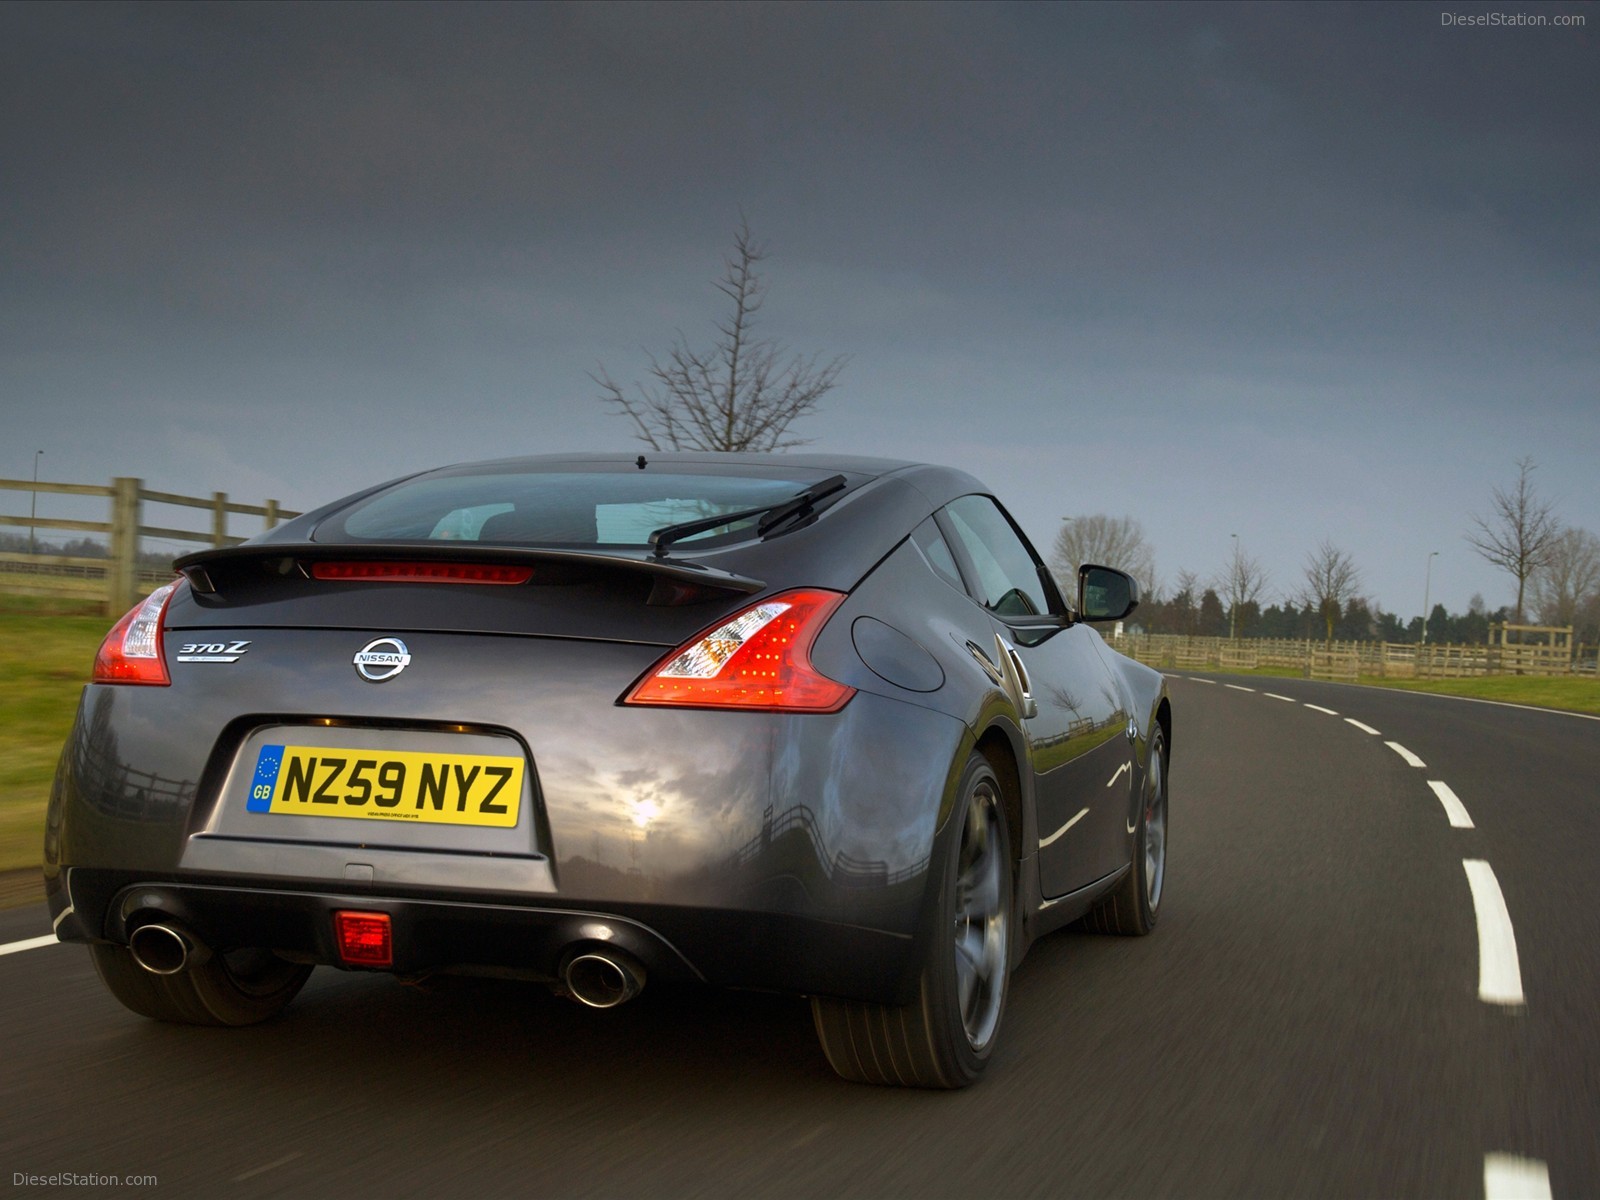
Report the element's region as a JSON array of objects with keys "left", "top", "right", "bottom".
[{"left": 45, "top": 454, "right": 1170, "bottom": 1088}]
